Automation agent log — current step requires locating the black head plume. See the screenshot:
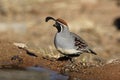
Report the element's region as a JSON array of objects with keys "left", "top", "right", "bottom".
[
  {"left": 45, "top": 16, "right": 56, "bottom": 22},
  {"left": 45, "top": 16, "right": 68, "bottom": 32},
  {"left": 46, "top": 16, "right": 68, "bottom": 26}
]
